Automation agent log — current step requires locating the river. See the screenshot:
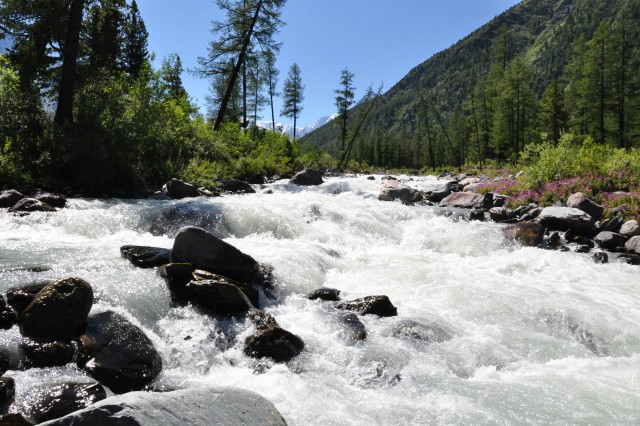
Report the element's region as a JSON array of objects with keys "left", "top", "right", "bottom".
[{"left": 1, "top": 175, "right": 639, "bottom": 424}]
